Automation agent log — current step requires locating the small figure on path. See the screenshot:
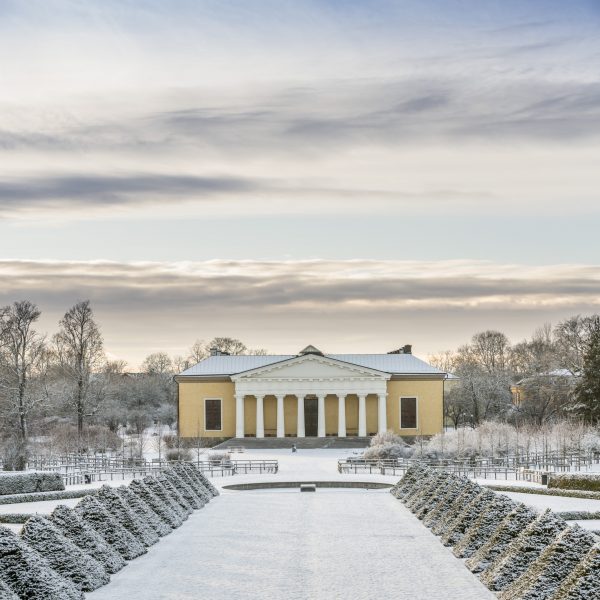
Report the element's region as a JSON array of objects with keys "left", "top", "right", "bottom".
[{"left": 291, "top": 444, "right": 297, "bottom": 453}]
